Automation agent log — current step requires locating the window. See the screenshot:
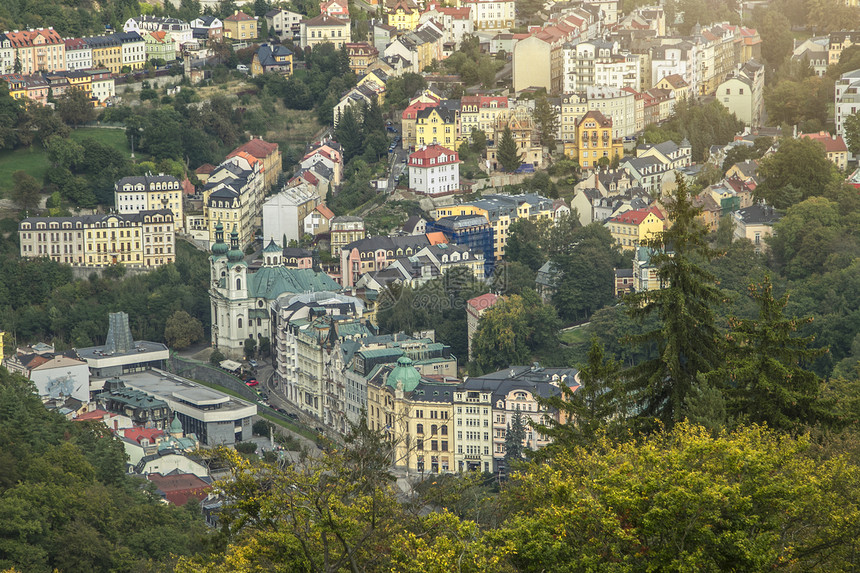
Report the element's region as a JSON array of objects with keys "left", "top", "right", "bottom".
[{"left": 416, "top": 423, "right": 424, "bottom": 434}]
